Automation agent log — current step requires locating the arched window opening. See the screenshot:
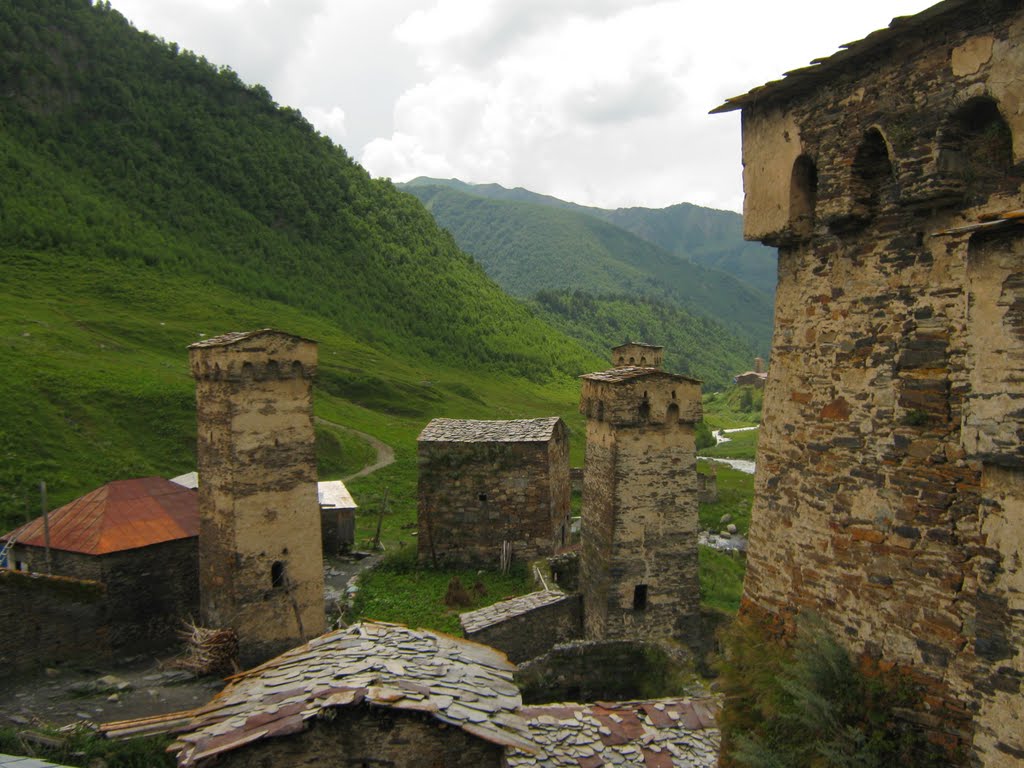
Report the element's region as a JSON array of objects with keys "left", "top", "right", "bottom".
[
  {"left": 850, "top": 128, "right": 896, "bottom": 221},
  {"left": 618, "top": 356, "right": 625, "bottom": 365},
  {"left": 240, "top": 361, "right": 255, "bottom": 381},
  {"left": 271, "top": 561, "right": 285, "bottom": 588},
  {"left": 789, "top": 154, "right": 817, "bottom": 237},
  {"left": 666, "top": 403, "right": 680, "bottom": 423},
  {"left": 628, "top": 357, "right": 636, "bottom": 365},
  {"left": 640, "top": 356, "right": 647, "bottom": 366},
  {"left": 938, "top": 96, "right": 1013, "bottom": 201},
  {"left": 291, "top": 360, "right": 304, "bottom": 378},
  {"left": 266, "top": 360, "right": 280, "bottom": 379}
]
